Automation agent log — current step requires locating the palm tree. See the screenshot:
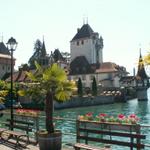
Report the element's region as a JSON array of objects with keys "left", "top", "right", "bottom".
[{"left": 22, "top": 62, "right": 75, "bottom": 134}]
